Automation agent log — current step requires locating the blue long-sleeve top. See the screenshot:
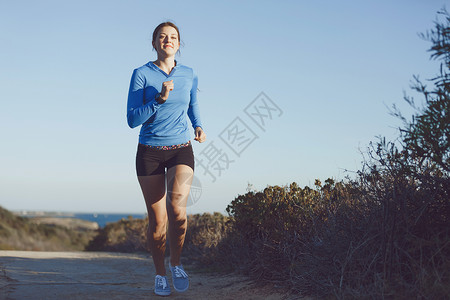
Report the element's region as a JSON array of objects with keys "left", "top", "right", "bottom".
[{"left": 127, "top": 61, "right": 203, "bottom": 146}]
